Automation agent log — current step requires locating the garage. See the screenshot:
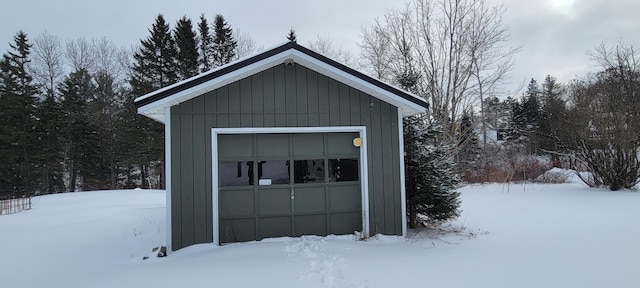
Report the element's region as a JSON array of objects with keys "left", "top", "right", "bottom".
[
  {"left": 216, "top": 131, "right": 363, "bottom": 243},
  {"left": 134, "top": 41, "right": 429, "bottom": 253}
]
